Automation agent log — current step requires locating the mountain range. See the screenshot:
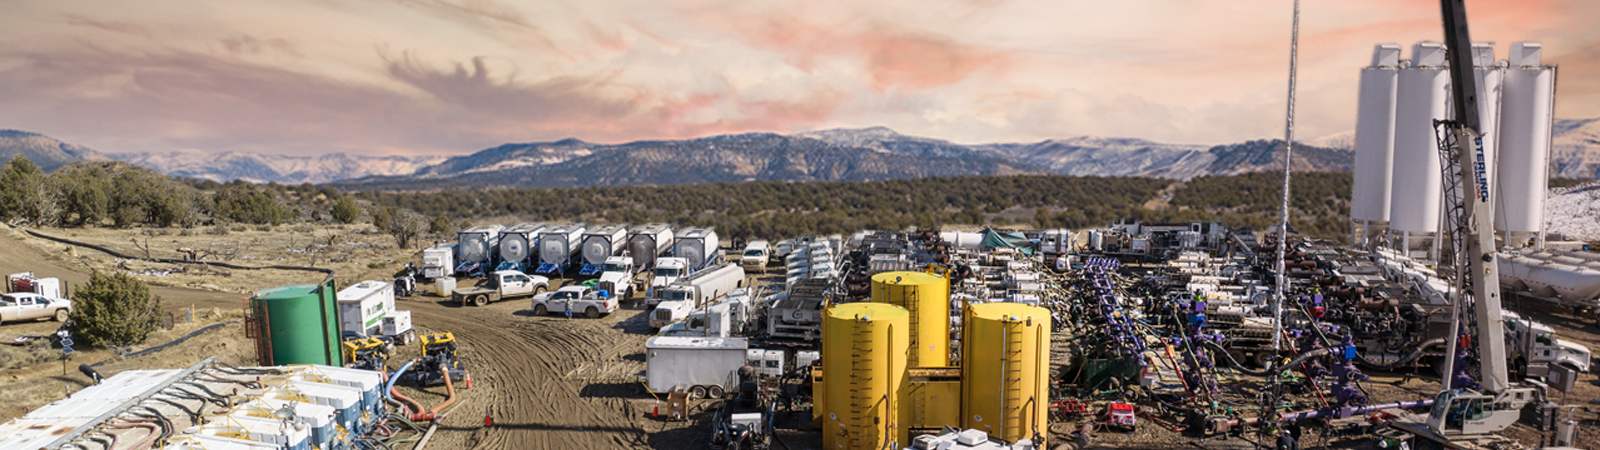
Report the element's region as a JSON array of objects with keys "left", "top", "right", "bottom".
[{"left": 4, "top": 119, "right": 1598, "bottom": 189}]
